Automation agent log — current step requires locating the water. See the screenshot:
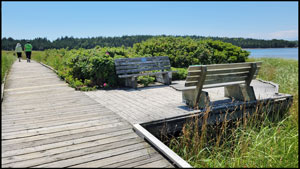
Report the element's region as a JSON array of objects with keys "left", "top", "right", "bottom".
[{"left": 243, "top": 48, "right": 298, "bottom": 60}]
